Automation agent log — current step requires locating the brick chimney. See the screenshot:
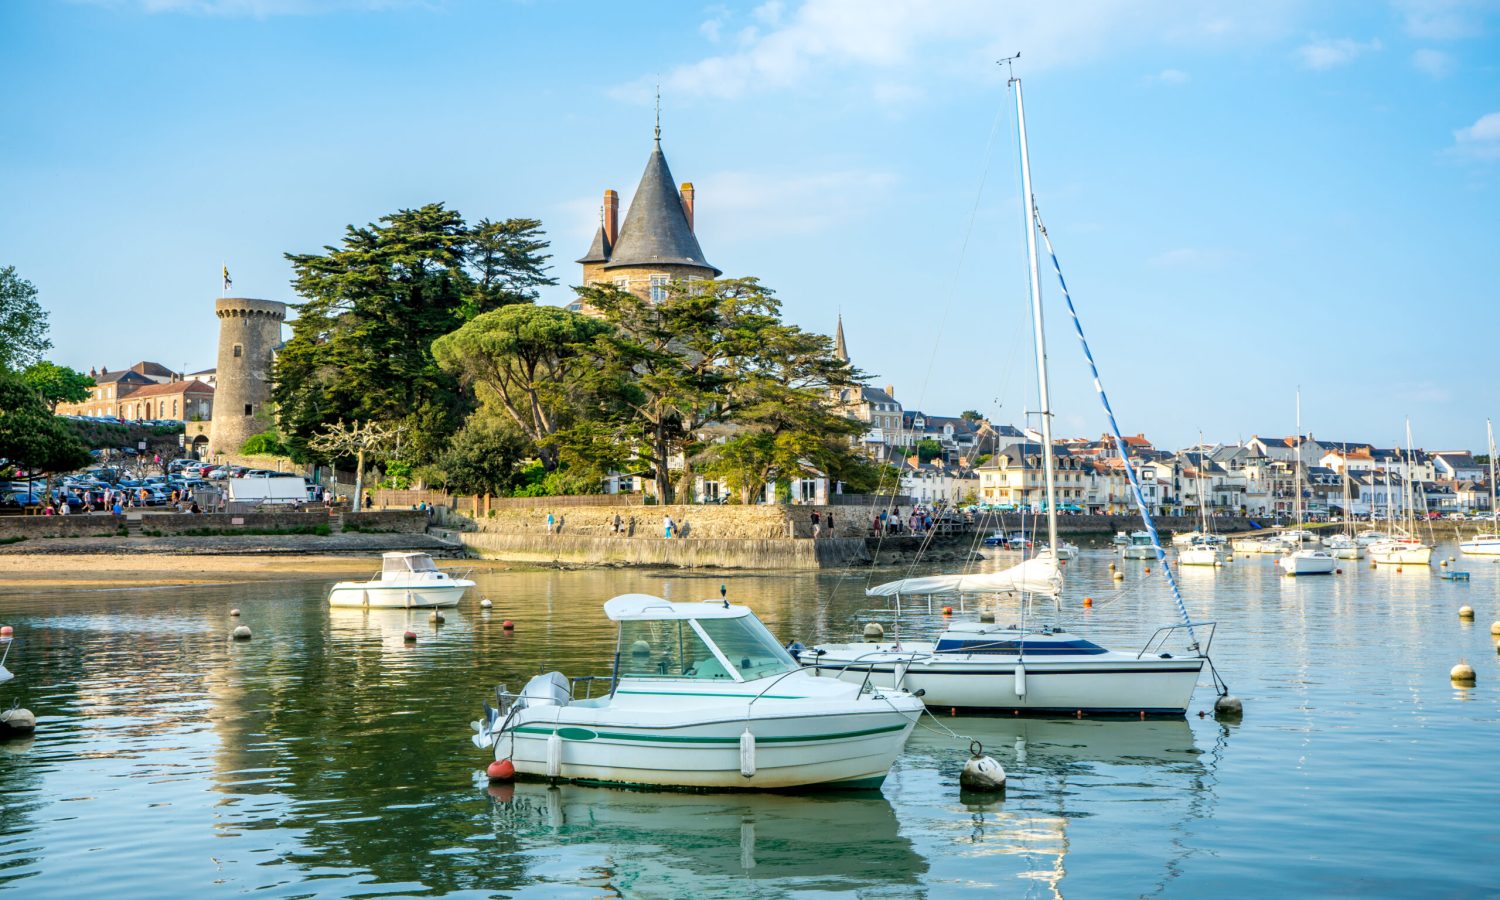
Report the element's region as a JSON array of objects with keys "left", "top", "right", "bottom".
[
  {"left": 679, "top": 182, "right": 695, "bottom": 231},
  {"left": 603, "top": 189, "right": 619, "bottom": 247}
]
